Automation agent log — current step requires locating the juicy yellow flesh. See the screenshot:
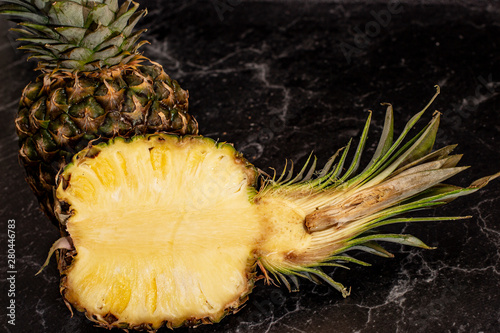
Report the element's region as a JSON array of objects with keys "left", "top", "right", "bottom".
[{"left": 58, "top": 137, "right": 262, "bottom": 327}]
